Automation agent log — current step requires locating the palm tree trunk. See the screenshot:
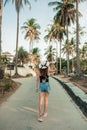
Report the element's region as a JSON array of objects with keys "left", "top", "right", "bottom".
[
  {"left": 76, "top": 0, "right": 81, "bottom": 76},
  {"left": 15, "top": 11, "right": 19, "bottom": 75},
  {"left": 60, "top": 40, "right": 62, "bottom": 74},
  {"left": 0, "top": 0, "right": 3, "bottom": 67},
  {"left": 56, "top": 41, "right": 58, "bottom": 73},
  {"left": 51, "top": 42, "right": 53, "bottom": 63},
  {"left": 31, "top": 41, "right": 33, "bottom": 53},
  {"left": 66, "top": 22, "right": 69, "bottom": 75},
  {"left": 29, "top": 41, "right": 32, "bottom": 54},
  {"left": 29, "top": 42, "right": 30, "bottom": 54},
  {"left": 72, "top": 57, "right": 74, "bottom": 73}
]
